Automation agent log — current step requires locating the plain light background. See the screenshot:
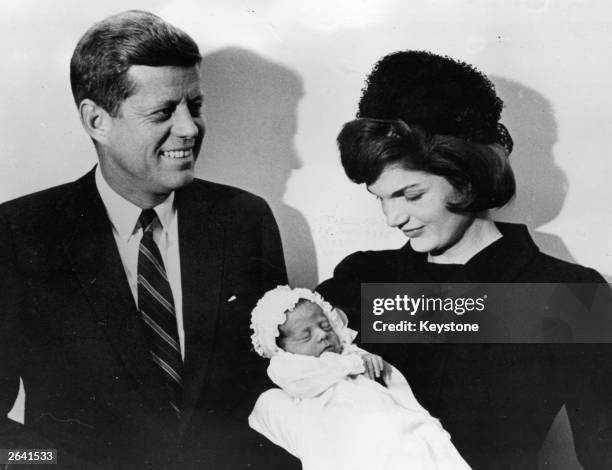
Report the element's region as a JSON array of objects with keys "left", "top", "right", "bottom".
[{"left": 2, "top": 1, "right": 611, "bottom": 468}]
